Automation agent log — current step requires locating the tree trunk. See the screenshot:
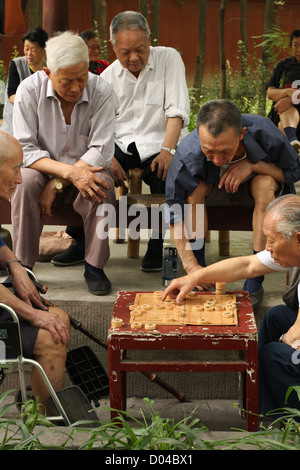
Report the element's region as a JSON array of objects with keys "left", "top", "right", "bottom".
[
  {"left": 139, "top": 0, "right": 148, "bottom": 19},
  {"left": 219, "top": 0, "right": 227, "bottom": 99},
  {"left": 258, "top": 0, "right": 274, "bottom": 115},
  {"left": 151, "top": 0, "right": 160, "bottom": 46},
  {"left": 192, "top": 0, "right": 207, "bottom": 108},
  {"left": 29, "top": 0, "right": 43, "bottom": 31},
  {"left": 240, "top": 0, "right": 247, "bottom": 77}
]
